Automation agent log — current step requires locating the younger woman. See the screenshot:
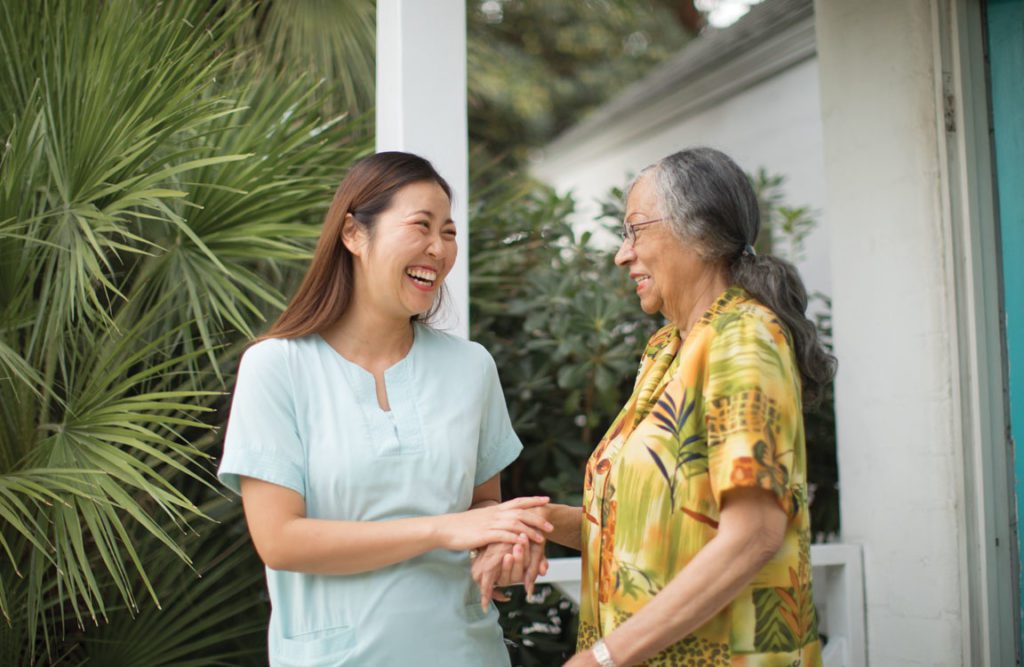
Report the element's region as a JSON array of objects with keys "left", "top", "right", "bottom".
[{"left": 218, "top": 152, "right": 551, "bottom": 666}]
